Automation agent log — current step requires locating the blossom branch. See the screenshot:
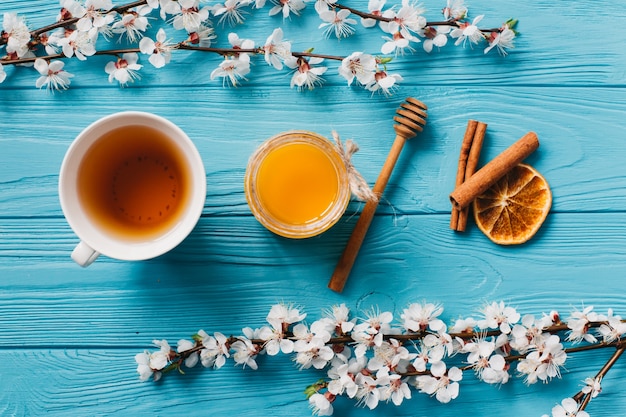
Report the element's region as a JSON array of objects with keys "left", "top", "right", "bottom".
[
  {"left": 0, "top": 0, "right": 518, "bottom": 92},
  {"left": 0, "top": 0, "right": 148, "bottom": 47},
  {"left": 135, "top": 302, "right": 626, "bottom": 416}
]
